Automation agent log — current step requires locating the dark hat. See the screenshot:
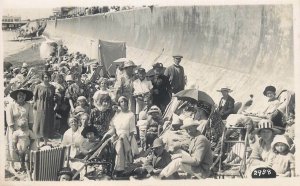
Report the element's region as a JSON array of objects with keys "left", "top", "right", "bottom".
[
  {"left": 81, "top": 125, "right": 98, "bottom": 138},
  {"left": 137, "top": 67, "right": 146, "bottom": 73},
  {"left": 152, "top": 63, "right": 164, "bottom": 69},
  {"left": 58, "top": 167, "right": 73, "bottom": 177},
  {"left": 263, "top": 86, "right": 276, "bottom": 96},
  {"left": 10, "top": 89, "right": 33, "bottom": 101},
  {"left": 172, "top": 55, "right": 183, "bottom": 59}
]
